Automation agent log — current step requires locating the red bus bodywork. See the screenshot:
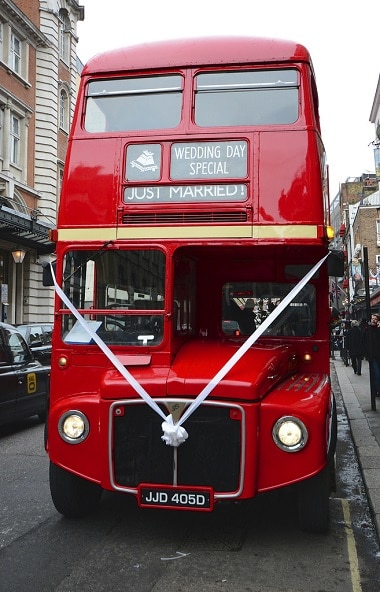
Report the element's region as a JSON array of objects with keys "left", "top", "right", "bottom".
[{"left": 47, "top": 37, "right": 337, "bottom": 532}]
